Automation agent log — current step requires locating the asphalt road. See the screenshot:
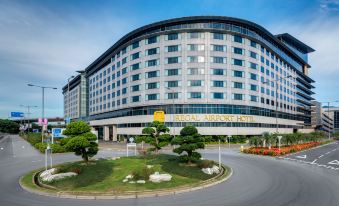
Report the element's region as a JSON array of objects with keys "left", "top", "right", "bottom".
[{"left": 1, "top": 135, "right": 339, "bottom": 206}]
